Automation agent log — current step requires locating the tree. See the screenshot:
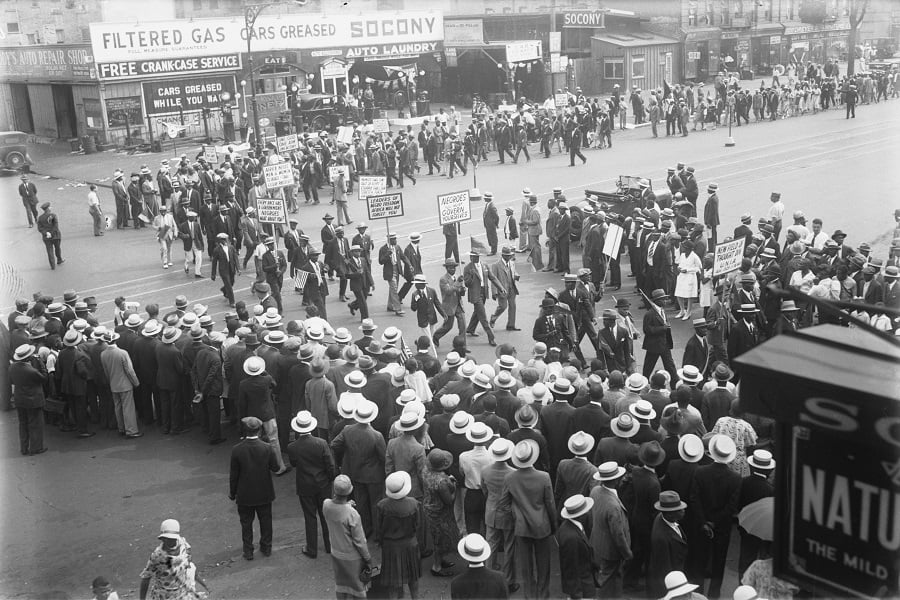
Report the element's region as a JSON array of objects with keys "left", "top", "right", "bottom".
[{"left": 847, "top": 0, "right": 870, "bottom": 76}]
